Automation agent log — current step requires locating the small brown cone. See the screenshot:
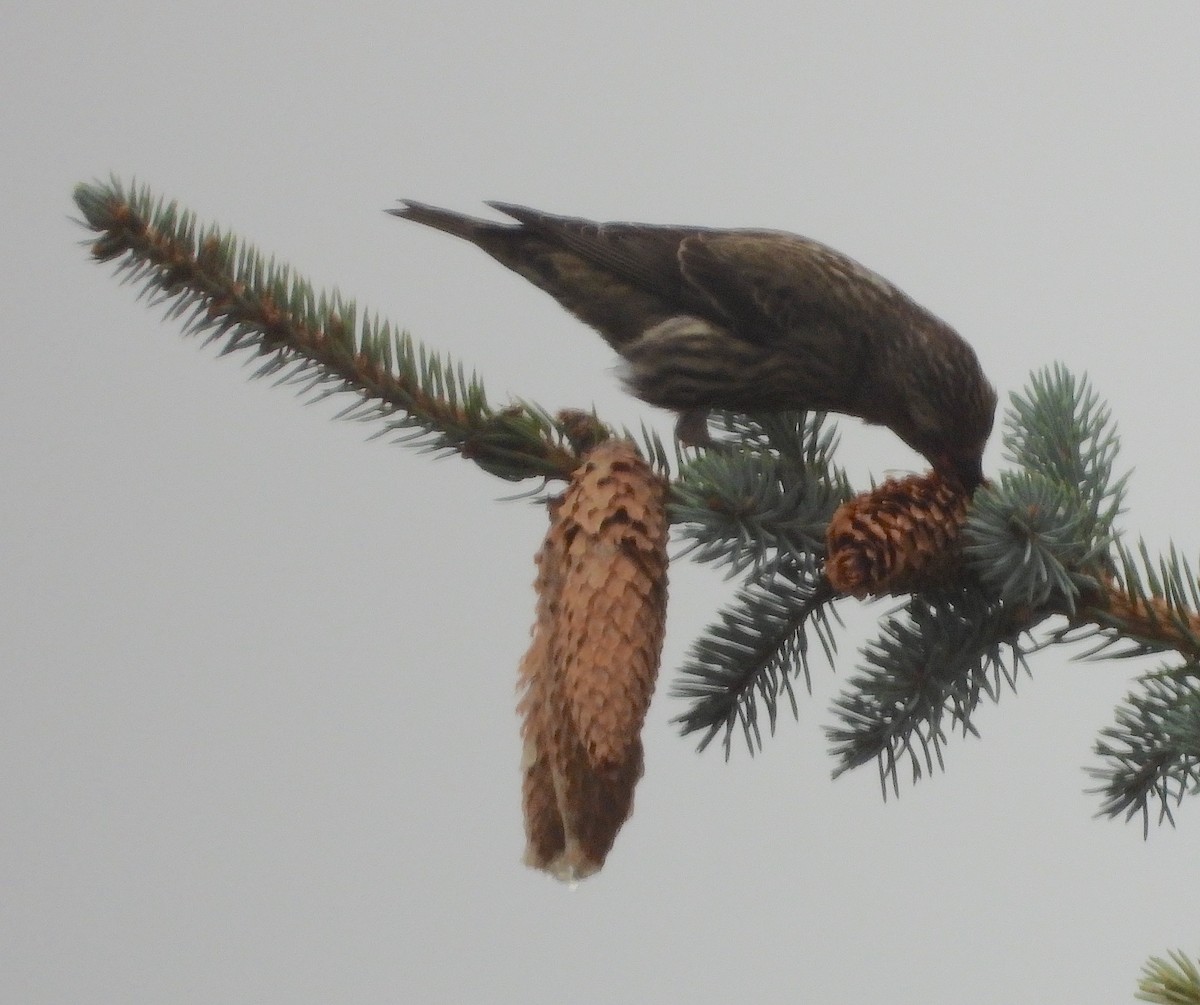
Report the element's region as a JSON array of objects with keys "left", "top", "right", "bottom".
[
  {"left": 517, "top": 441, "right": 669, "bottom": 881},
  {"left": 825, "top": 471, "right": 973, "bottom": 598}
]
